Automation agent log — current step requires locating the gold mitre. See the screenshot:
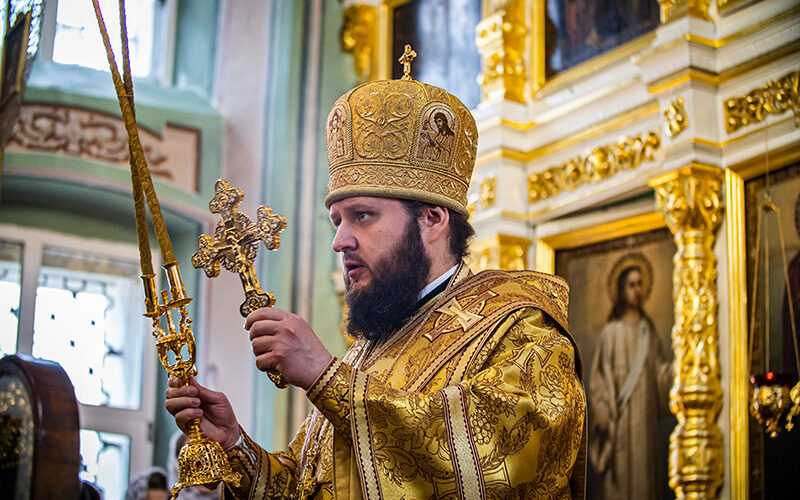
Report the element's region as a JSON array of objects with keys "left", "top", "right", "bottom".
[{"left": 324, "top": 61, "right": 478, "bottom": 218}]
